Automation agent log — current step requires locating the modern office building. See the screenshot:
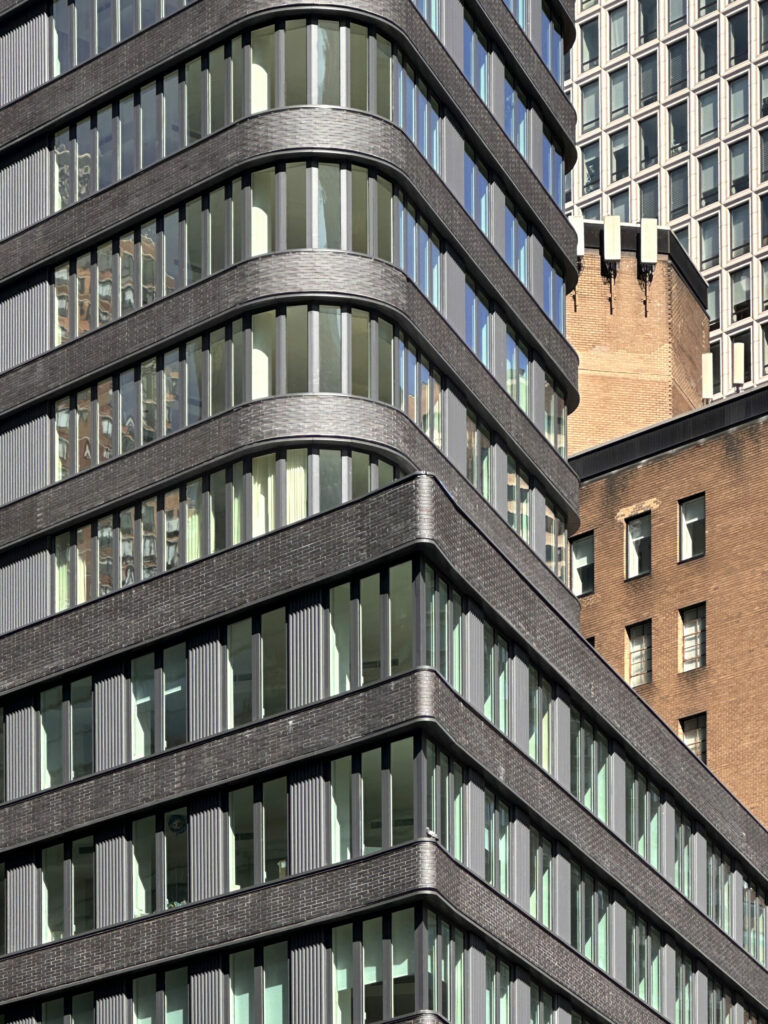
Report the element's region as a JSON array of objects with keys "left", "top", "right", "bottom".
[
  {"left": 2, "top": 1, "right": 768, "bottom": 1023},
  {"left": 566, "top": 0, "right": 768, "bottom": 398}
]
